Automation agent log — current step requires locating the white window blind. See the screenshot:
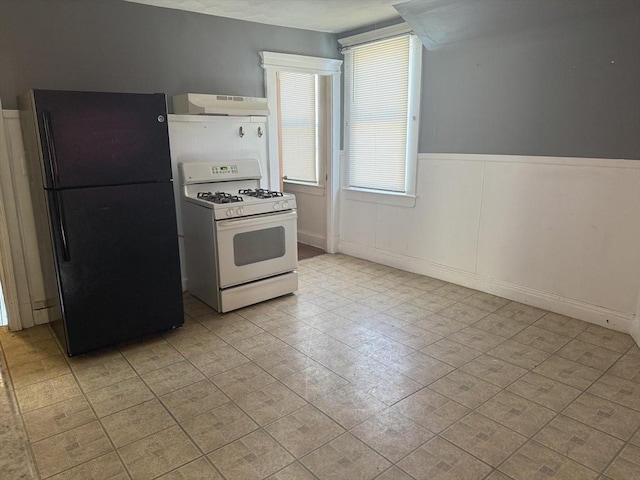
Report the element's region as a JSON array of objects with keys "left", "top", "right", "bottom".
[
  {"left": 277, "top": 71, "right": 318, "bottom": 184},
  {"left": 347, "top": 35, "right": 411, "bottom": 193}
]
